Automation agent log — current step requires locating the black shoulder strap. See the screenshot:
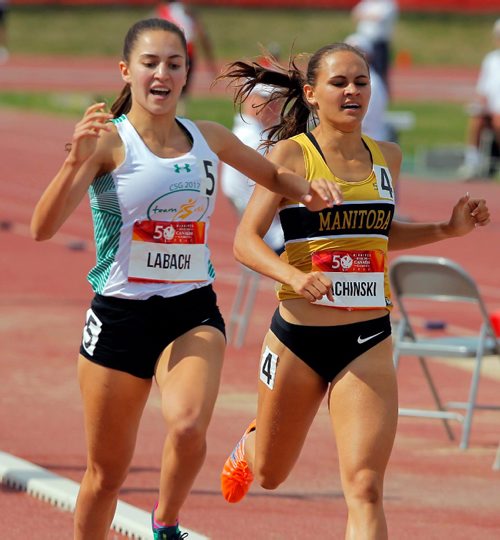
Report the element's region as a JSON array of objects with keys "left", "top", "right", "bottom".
[{"left": 305, "top": 131, "right": 327, "bottom": 164}]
